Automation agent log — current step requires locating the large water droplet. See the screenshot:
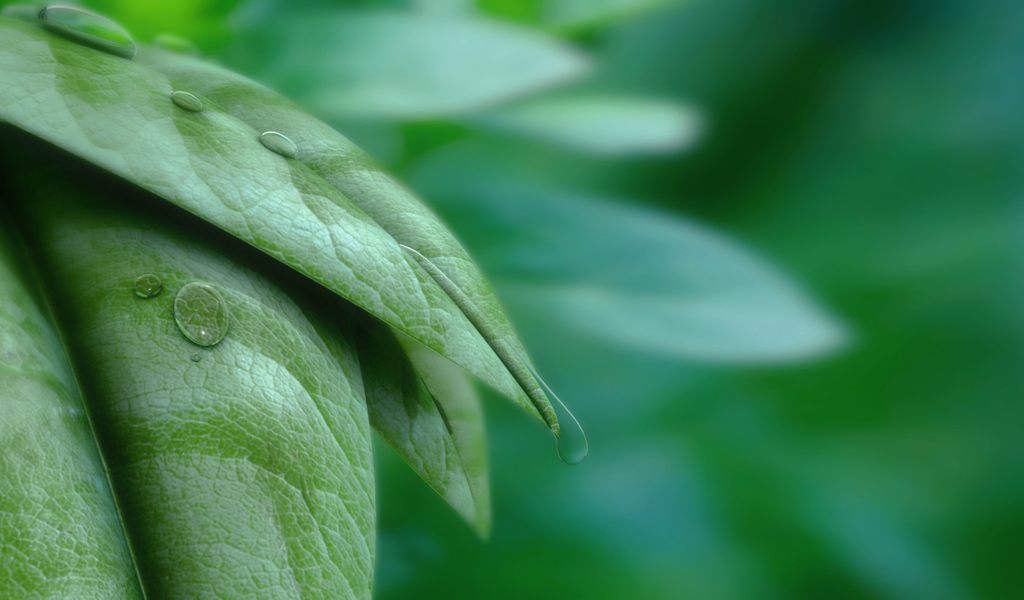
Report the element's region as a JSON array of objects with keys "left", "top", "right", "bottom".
[
  {"left": 38, "top": 6, "right": 136, "bottom": 60},
  {"left": 260, "top": 131, "right": 297, "bottom": 159},
  {"left": 1, "top": 4, "right": 41, "bottom": 23},
  {"left": 509, "top": 344, "right": 588, "bottom": 465},
  {"left": 170, "top": 91, "right": 203, "bottom": 112},
  {"left": 133, "top": 273, "right": 162, "bottom": 298},
  {"left": 174, "top": 283, "right": 230, "bottom": 347}
]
